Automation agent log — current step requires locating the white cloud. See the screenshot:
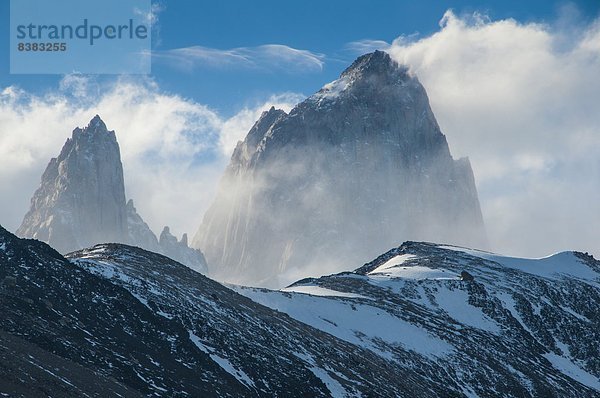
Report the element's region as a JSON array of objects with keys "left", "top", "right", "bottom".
[
  {"left": 0, "top": 76, "right": 303, "bottom": 241},
  {"left": 58, "top": 74, "right": 91, "bottom": 98},
  {"left": 360, "top": 10, "right": 600, "bottom": 257},
  {"left": 155, "top": 44, "right": 325, "bottom": 72}
]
